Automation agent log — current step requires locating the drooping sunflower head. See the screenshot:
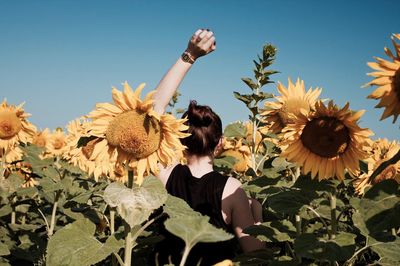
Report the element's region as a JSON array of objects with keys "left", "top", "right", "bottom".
[
  {"left": 261, "top": 78, "right": 322, "bottom": 134},
  {"left": 87, "top": 82, "right": 189, "bottom": 184},
  {"left": 364, "top": 33, "right": 400, "bottom": 123},
  {"left": 0, "top": 99, "right": 36, "bottom": 152},
  {"left": 45, "top": 128, "right": 68, "bottom": 157},
  {"left": 221, "top": 138, "right": 251, "bottom": 173},
  {"left": 281, "top": 100, "right": 373, "bottom": 181},
  {"left": 354, "top": 138, "right": 400, "bottom": 194},
  {"left": 32, "top": 128, "right": 50, "bottom": 148}
]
